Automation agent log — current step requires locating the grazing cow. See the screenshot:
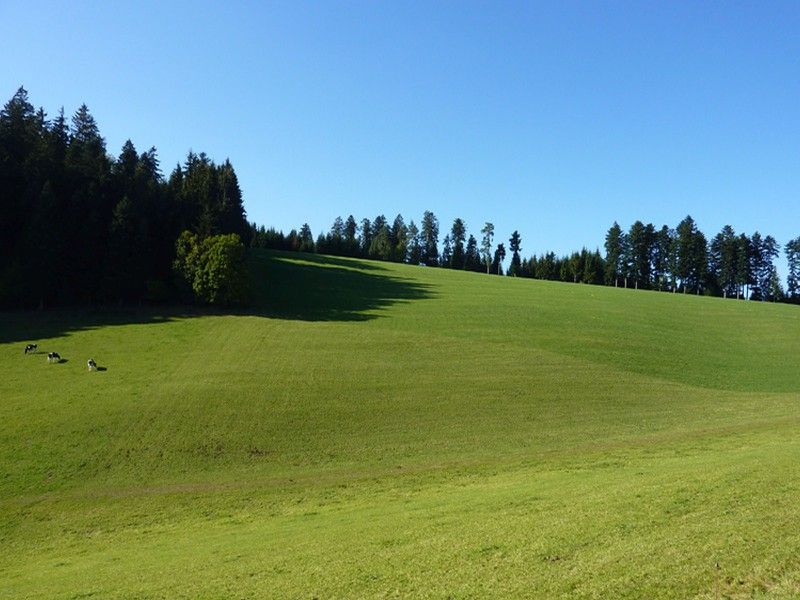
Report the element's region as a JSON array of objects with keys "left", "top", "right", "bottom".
[
  {"left": 24, "top": 344, "right": 38, "bottom": 354},
  {"left": 47, "top": 352, "right": 61, "bottom": 363},
  {"left": 87, "top": 358, "right": 97, "bottom": 371}
]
